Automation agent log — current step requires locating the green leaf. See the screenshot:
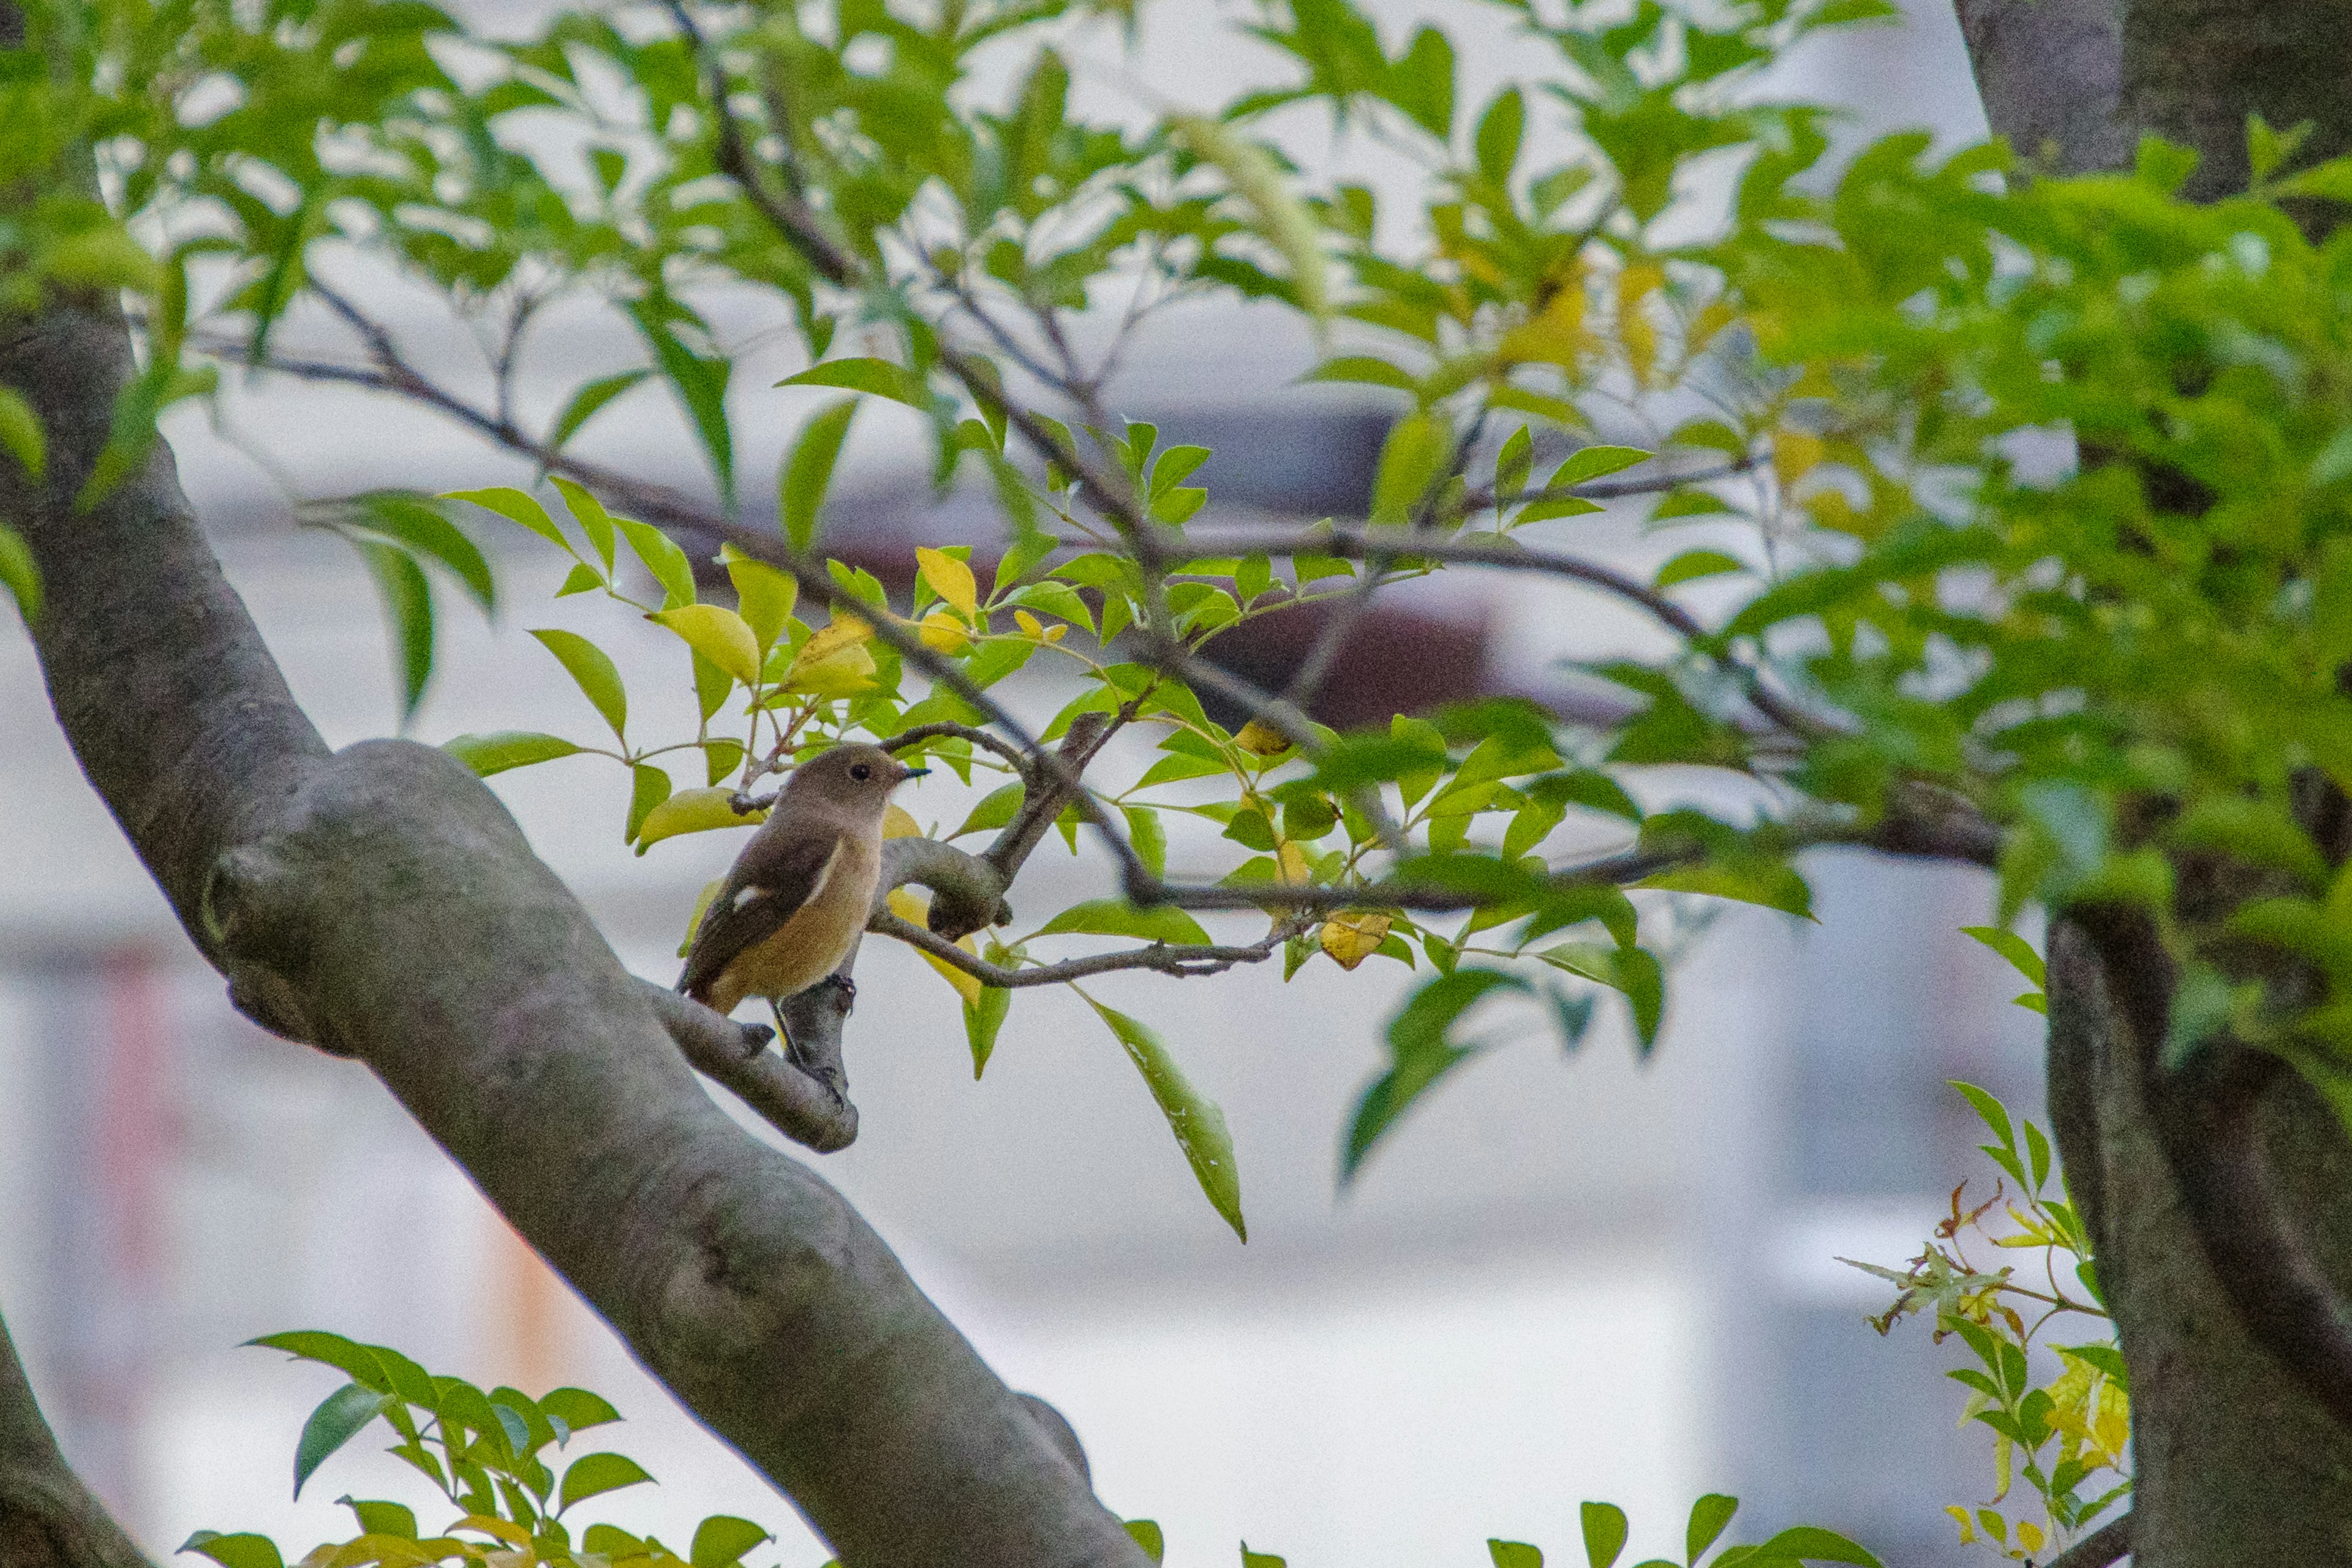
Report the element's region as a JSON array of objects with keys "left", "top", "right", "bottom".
[
  {"left": 1387, "top": 24, "right": 1456, "bottom": 138},
  {"left": 1082, "top": 993, "right": 1245, "bottom": 1241},
  {"left": 780, "top": 398, "right": 859, "bottom": 550},
  {"left": 1343, "top": 968, "right": 1528, "bottom": 1182},
  {"left": 294, "top": 1383, "right": 391, "bottom": 1499},
  {"left": 965, "top": 983, "right": 1010, "bottom": 1078},
  {"left": 627, "top": 764, "right": 673, "bottom": 844},
  {"left": 1654, "top": 549, "right": 1744, "bottom": 589},
  {"left": 1581, "top": 1502, "right": 1629, "bottom": 1568},
  {"left": 690, "top": 1517, "right": 772, "bottom": 1568},
  {"left": 548, "top": 477, "right": 619, "bottom": 573},
  {"left": 549, "top": 370, "right": 652, "bottom": 453},
  {"left": 1124, "top": 804, "right": 1169, "bottom": 877},
  {"left": 180, "top": 1534, "right": 284, "bottom": 1568},
  {"left": 1476, "top": 88, "right": 1527, "bottom": 184},
  {"left": 443, "top": 731, "right": 584, "bottom": 777},
  {"left": 557, "top": 1452, "right": 655, "bottom": 1513},
  {"left": 1489, "top": 1544, "right": 1544, "bottom": 1568},
  {"left": 1687, "top": 1494, "right": 1739, "bottom": 1562},
  {"left": 538, "top": 1388, "right": 620, "bottom": 1434},
  {"left": 1959, "top": 925, "right": 2045, "bottom": 988},
  {"left": 1371, "top": 411, "right": 1452, "bottom": 524},
  {"left": 614, "top": 516, "right": 696, "bottom": 609},
  {"left": 1739, "top": 1528, "right": 1880, "bottom": 1567},
  {"left": 1535, "top": 944, "right": 1664, "bottom": 1049},
  {"left": 778, "top": 358, "right": 930, "bottom": 408},
  {"left": 1553, "top": 445, "right": 1652, "bottom": 484},
  {"left": 353, "top": 540, "right": 434, "bottom": 727},
  {"left": 0, "top": 522, "right": 39, "bottom": 621},
  {"left": 337, "top": 1499, "right": 417, "bottom": 1540},
  {"left": 444, "top": 487, "right": 571, "bottom": 554},
  {"left": 630, "top": 303, "right": 734, "bottom": 508},
  {"left": 1125, "top": 1521, "right": 1166, "bottom": 1563},
  {"left": 1305, "top": 355, "right": 1419, "bottom": 392},
  {"left": 652, "top": 604, "right": 761, "bottom": 685},
  {"left": 0, "top": 386, "right": 45, "bottom": 478},
  {"left": 1033, "top": 898, "right": 1212, "bottom": 946},
  {"left": 247, "top": 1331, "right": 388, "bottom": 1387},
  {"left": 1638, "top": 862, "right": 1812, "bottom": 919},
  {"left": 345, "top": 494, "right": 496, "bottom": 612},
  {"left": 529, "top": 629, "right": 628, "bottom": 740},
  {"left": 1240, "top": 1545, "right": 1286, "bottom": 1567}
]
